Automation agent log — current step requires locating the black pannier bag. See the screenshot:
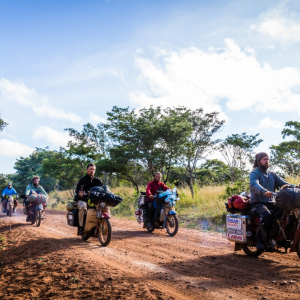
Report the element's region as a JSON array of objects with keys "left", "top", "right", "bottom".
[
  {"left": 90, "top": 185, "right": 123, "bottom": 207},
  {"left": 276, "top": 188, "right": 300, "bottom": 212},
  {"left": 67, "top": 209, "right": 79, "bottom": 227}
]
